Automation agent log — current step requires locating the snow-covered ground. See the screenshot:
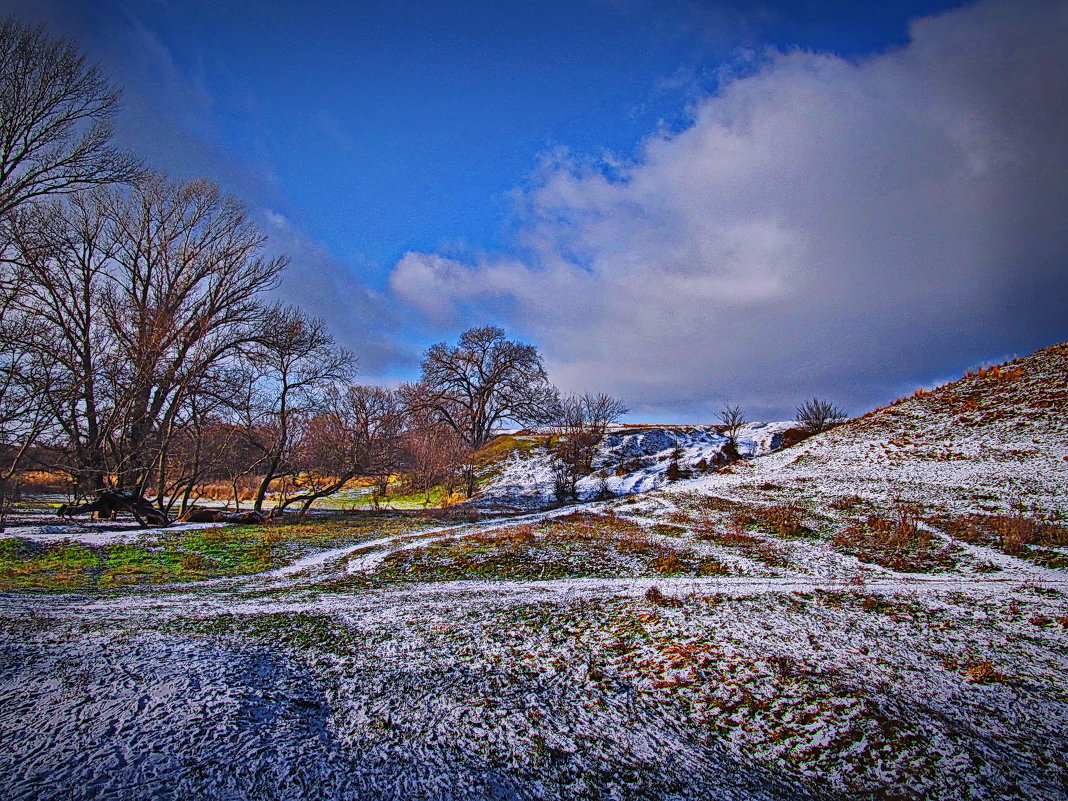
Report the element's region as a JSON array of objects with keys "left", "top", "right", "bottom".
[
  {"left": 477, "top": 421, "right": 796, "bottom": 509},
  {"left": 1, "top": 344, "right": 1066, "bottom": 800}
]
